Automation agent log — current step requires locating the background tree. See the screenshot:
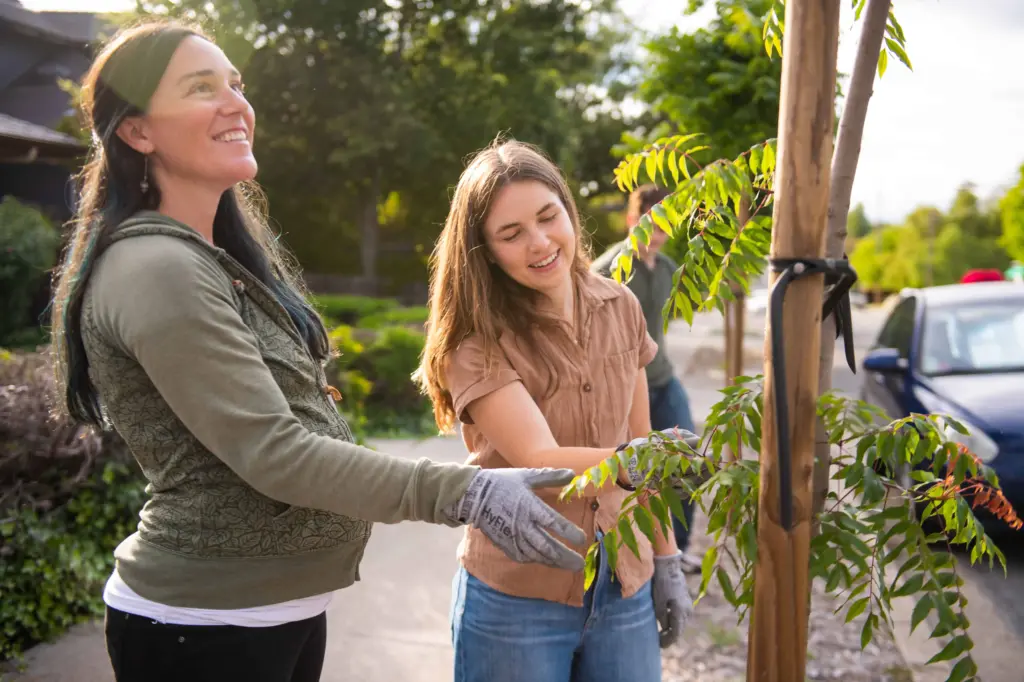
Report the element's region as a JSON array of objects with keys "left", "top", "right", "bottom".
[
  {"left": 1000, "top": 163, "right": 1024, "bottom": 262},
  {"left": 631, "top": 0, "right": 783, "bottom": 393},
  {"left": 849, "top": 186, "right": 1010, "bottom": 291},
  {"left": 846, "top": 202, "right": 872, "bottom": 239},
  {"left": 137, "top": 0, "right": 630, "bottom": 295}
]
